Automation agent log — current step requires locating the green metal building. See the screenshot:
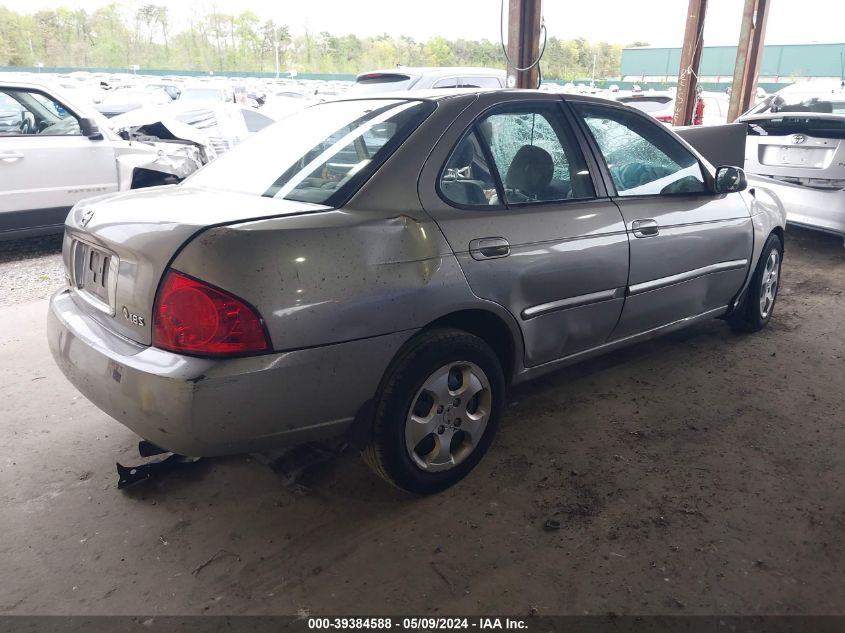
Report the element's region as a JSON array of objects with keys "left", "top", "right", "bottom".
[{"left": 622, "top": 43, "right": 845, "bottom": 83}]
